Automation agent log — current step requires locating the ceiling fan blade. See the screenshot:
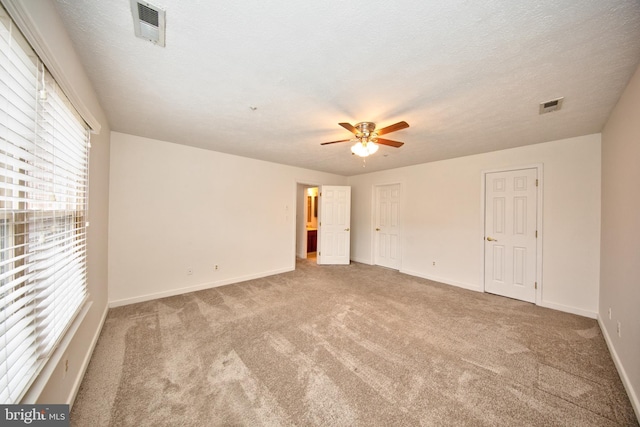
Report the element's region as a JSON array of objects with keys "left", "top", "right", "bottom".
[
  {"left": 376, "top": 121, "right": 409, "bottom": 136},
  {"left": 320, "top": 139, "right": 351, "bottom": 145},
  {"left": 376, "top": 138, "right": 404, "bottom": 148},
  {"left": 338, "top": 122, "right": 359, "bottom": 135}
]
